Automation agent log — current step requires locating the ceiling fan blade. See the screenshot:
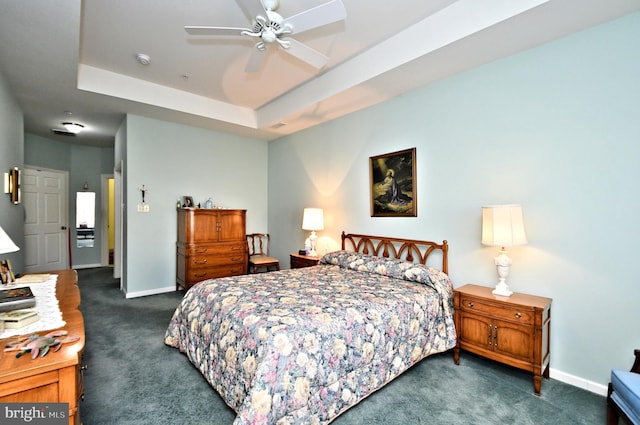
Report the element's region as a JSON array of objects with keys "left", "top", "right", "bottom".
[
  {"left": 282, "top": 0, "right": 346, "bottom": 35},
  {"left": 280, "top": 38, "right": 329, "bottom": 69},
  {"left": 245, "top": 45, "right": 267, "bottom": 72},
  {"left": 237, "top": 0, "right": 268, "bottom": 21},
  {"left": 185, "top": 26, "right": 251, "bottom": 36}
]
